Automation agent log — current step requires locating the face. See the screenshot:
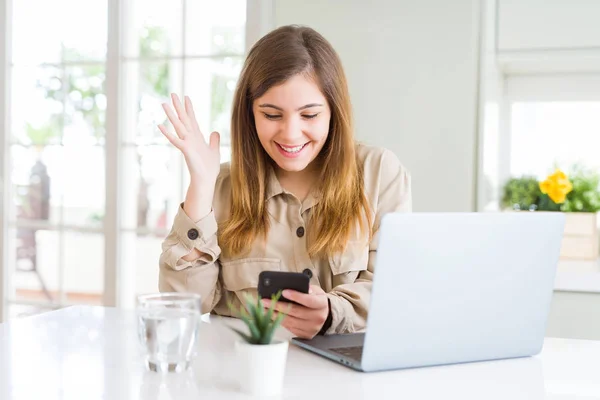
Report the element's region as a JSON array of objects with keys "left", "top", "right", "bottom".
[{"left": 253, "top": 74, "right": 331, "bottom": 174}]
